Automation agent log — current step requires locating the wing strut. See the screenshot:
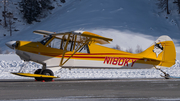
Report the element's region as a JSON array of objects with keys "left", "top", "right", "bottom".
[
  {"left": 59, "top": 35, "right": 91, "bottom": 66},
  {"left": 60, "top": 34, "right": 71, "bottom": 66}
]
